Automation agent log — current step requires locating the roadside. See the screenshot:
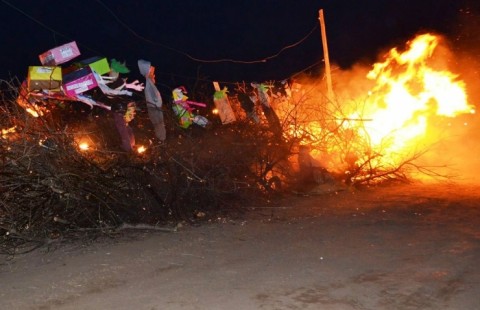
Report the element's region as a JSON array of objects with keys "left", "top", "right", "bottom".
[{"left": 1, "top": 182, "right": 479, "bottom": 310}]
